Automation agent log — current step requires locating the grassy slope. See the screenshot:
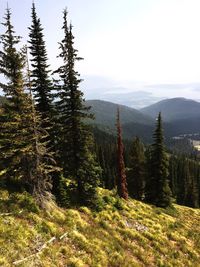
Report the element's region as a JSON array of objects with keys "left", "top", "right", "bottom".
[{"left": 0, "top": 189, "right": 200, "bottom": 267}]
